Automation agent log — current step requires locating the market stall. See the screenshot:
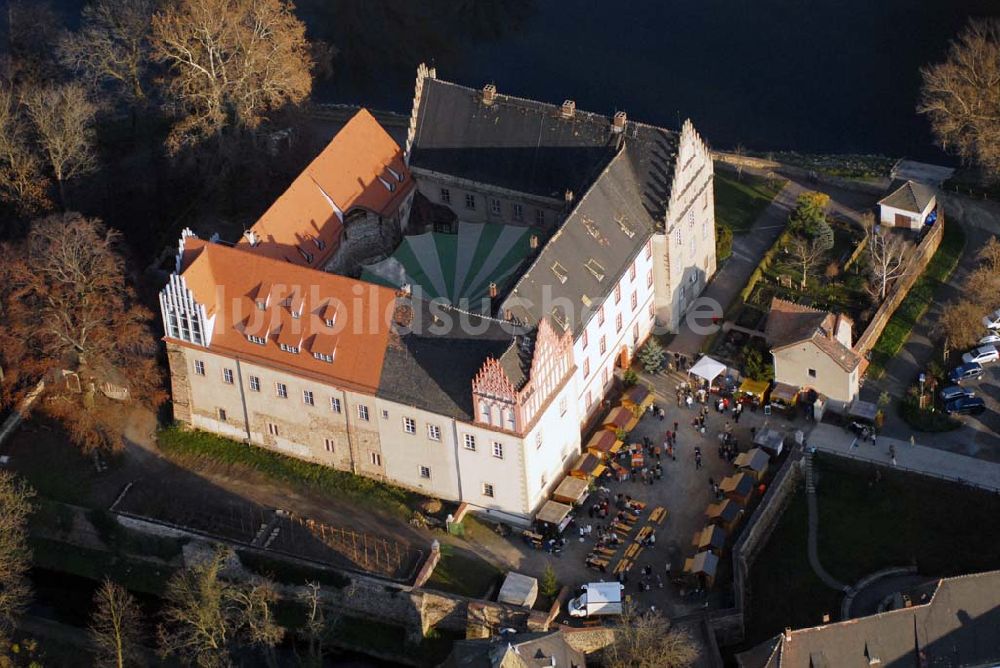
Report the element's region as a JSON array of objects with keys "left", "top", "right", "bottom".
[
  {"left": 768, "top": 382, "right": 799, "bottom": 414},
  {"left": 692, "top": 524, "right": 727, "bottom": 555},
  {"left": 684, "top": 550, "right": 720, "bottom": 588},
  {"left": 706, "top": 499, "right": 744, "bottom": 532},
  {"left": 738, "top": 378, "right": 769, "bottom": 406},
  {"left": 720, "top": 472, "right": 755, "bottom": 505},
  {"left": 734, "top": 448, "right": 771, "bottom": 481},
  {"left": 603, "top": 406, "right": 637, "bottom": 433},
  {"left": 621, "top": 383, "right": 654, "bottom": 414},
  {"left": 535, "top": 500, "right": 573, "bottom": 534},
  {"left": 585, "top": 430, "right": 623, "bottom": 460},
  {"left": 753, "top": 426, "right": 785, "bottom": 456},
  {"left": 552, "top": 476, "right": 590, "bottom": 506},
  {"left": 689, "top": 355, "right": 727, "bottom": 385},
  {"left": 569, "top": 452, "right": 606, "bottom": 481}
]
